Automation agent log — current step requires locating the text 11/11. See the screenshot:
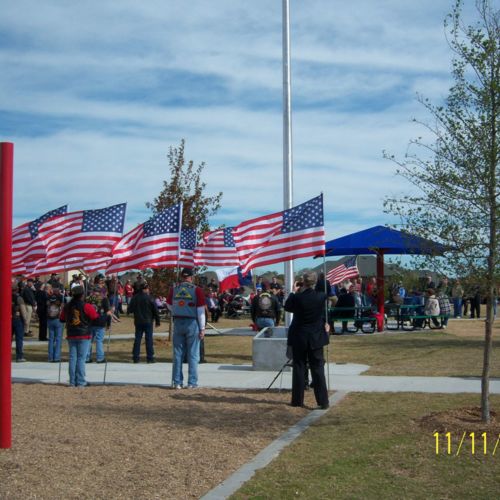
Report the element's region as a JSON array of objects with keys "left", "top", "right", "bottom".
[{"left": 434, "top": 432, "right": 500, "bottom": 455}]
